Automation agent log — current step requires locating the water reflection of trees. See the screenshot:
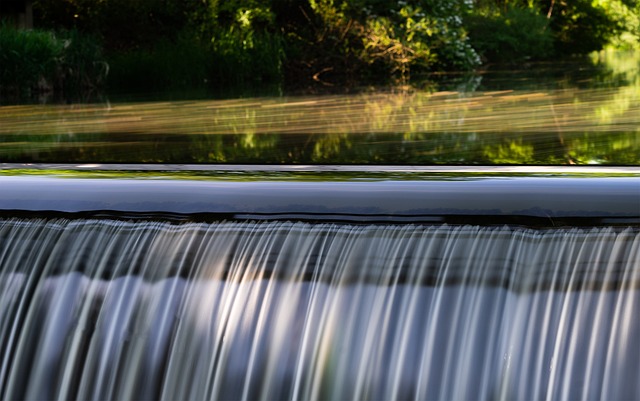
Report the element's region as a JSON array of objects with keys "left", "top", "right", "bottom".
[
  {"left": 0, "top": 53, "right": 638, "bottom": 165},
  {"left": 1, "top": 129, "right": 636, "bottom": 165}
]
